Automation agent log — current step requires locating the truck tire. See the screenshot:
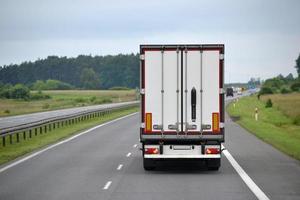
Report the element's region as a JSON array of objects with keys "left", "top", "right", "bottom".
[
  {"left": 206, "top": 158, "right": 220, "bottom": 171},
  {"left": 143, "top": 158, "right": 156, "bottom": 171}
]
